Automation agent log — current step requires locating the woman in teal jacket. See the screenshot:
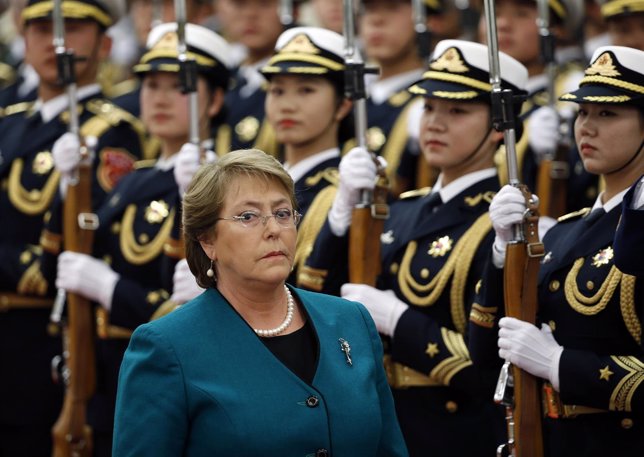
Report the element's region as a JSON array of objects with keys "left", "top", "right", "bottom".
[{"left": 112, "top": 149, "right": 408, "bottom": 457}]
